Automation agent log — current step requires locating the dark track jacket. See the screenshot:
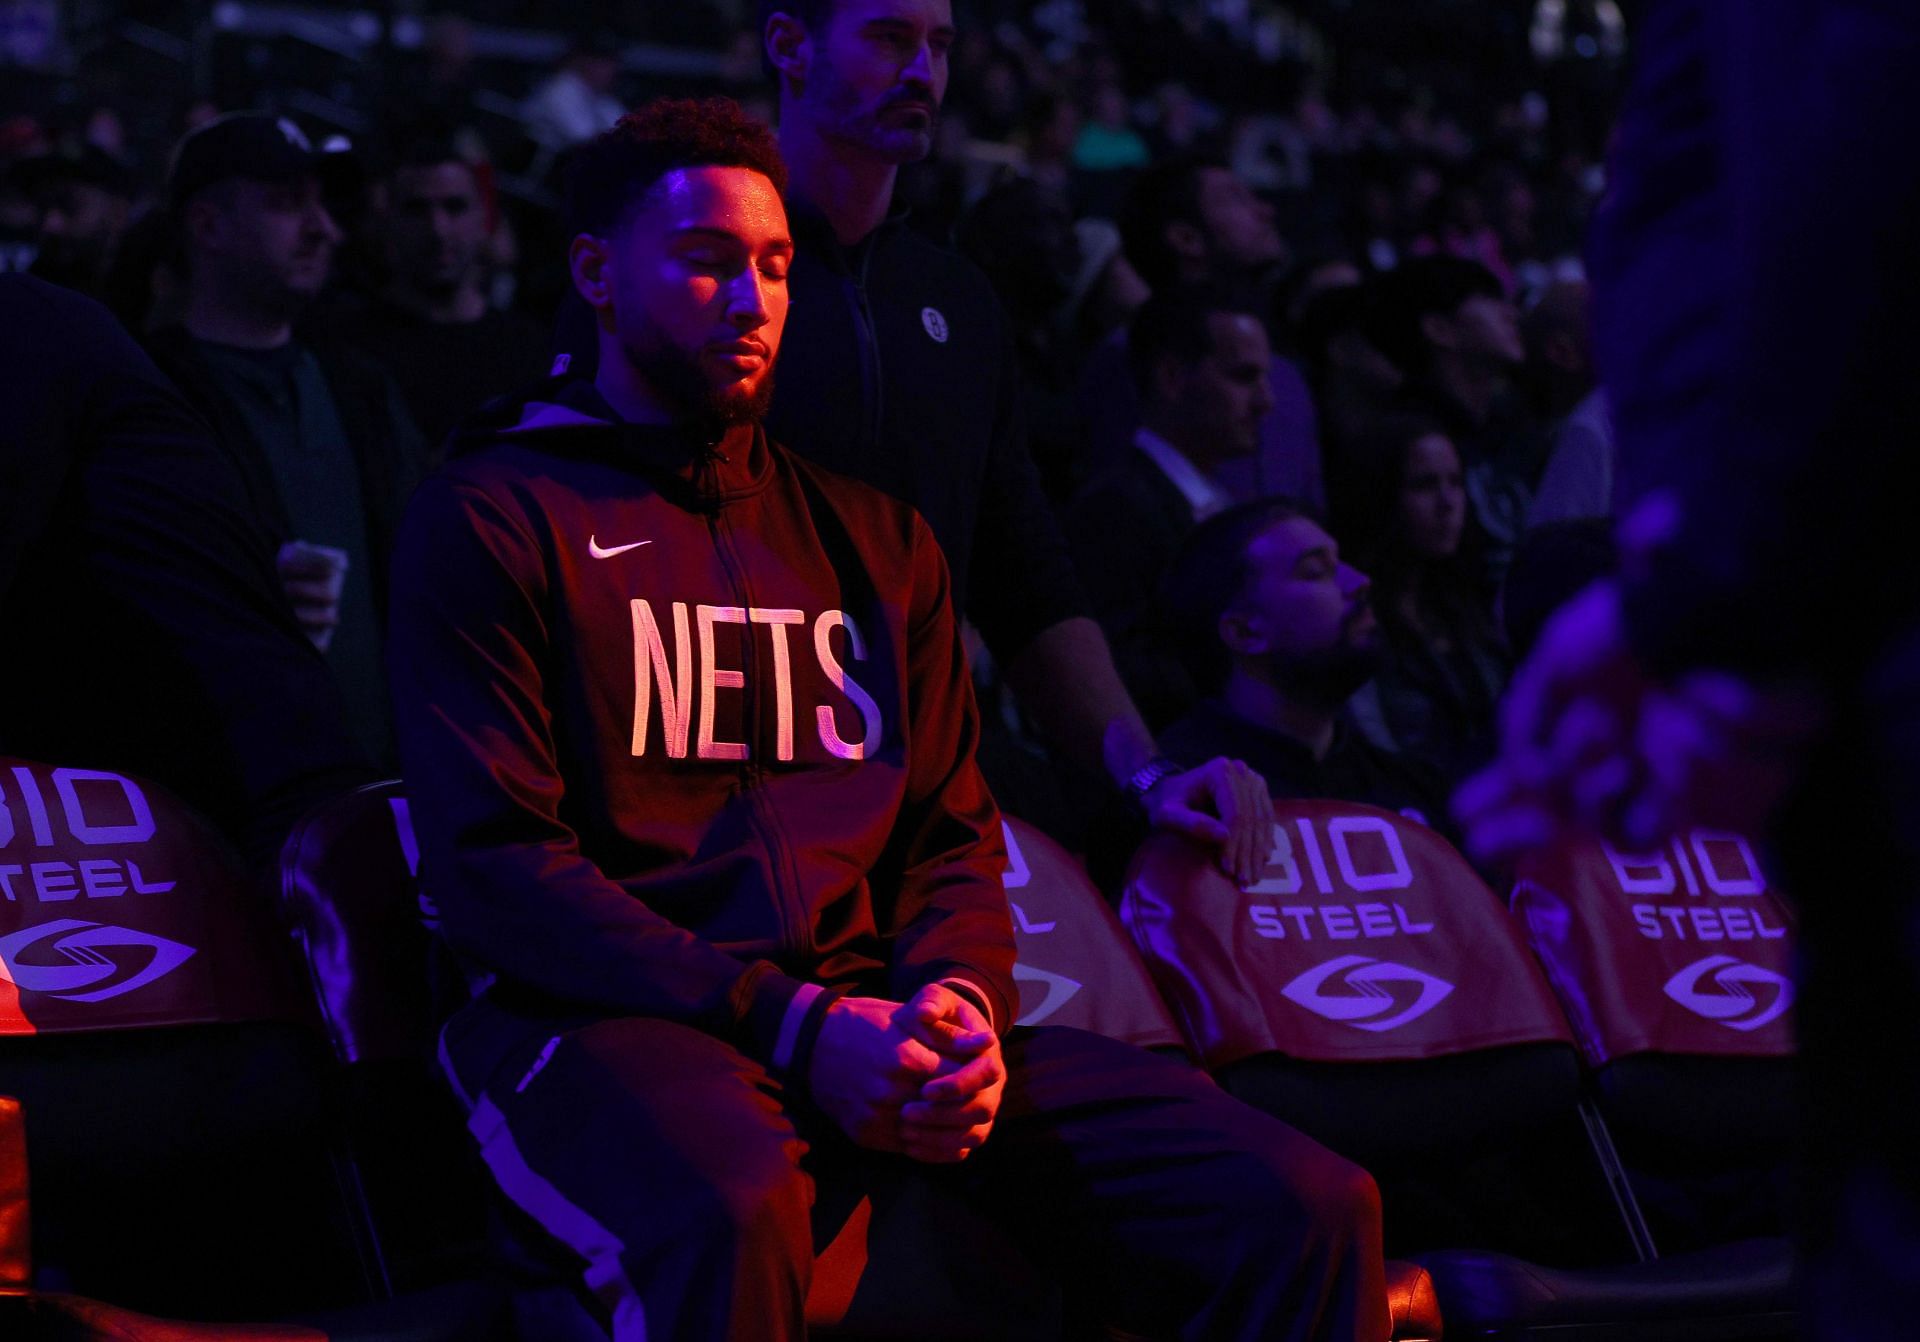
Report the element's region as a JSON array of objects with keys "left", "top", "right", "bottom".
[
  {"left": 387, "top": 382, "right": 1017, "bottom": 1067},
  {"left": 765, "top": 204, "right": 1091, "bottom": 660}
]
